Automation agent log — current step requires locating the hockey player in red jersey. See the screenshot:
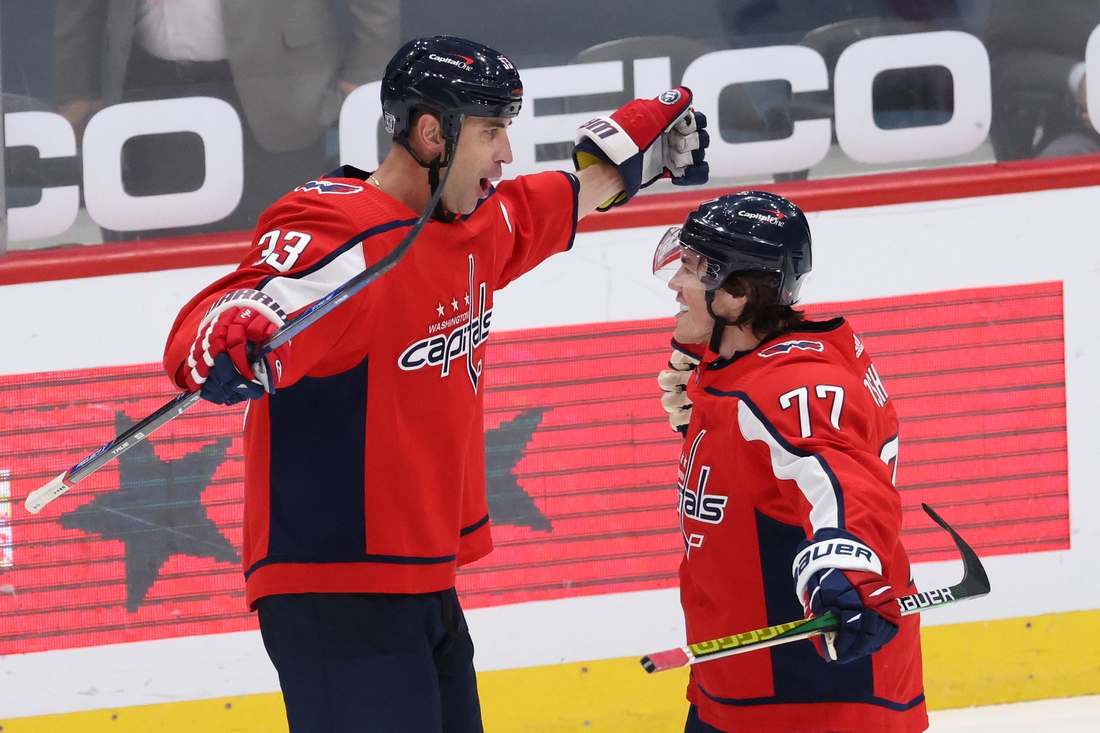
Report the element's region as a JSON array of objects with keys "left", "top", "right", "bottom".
[
  {"left": 162, "top": 35, "right": 708, "bottom": 733},
  {"left": 653, "top": 192, "right": 927, "bottom": 733}
]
